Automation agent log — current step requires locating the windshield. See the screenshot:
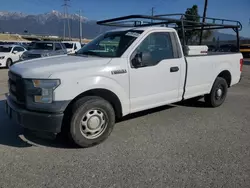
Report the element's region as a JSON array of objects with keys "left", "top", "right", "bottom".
[
  {"left": 30, "top": 42, "right": 54, "bottom": 50},
  {"left": 76, "top": 30, "right": 143, "bottom": 57},
  {"left": 0, "top": 46, "right": 12, "bottom": 52},
  {"left": 63, "top": 43, "right": 74, "bottom": 48}
]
